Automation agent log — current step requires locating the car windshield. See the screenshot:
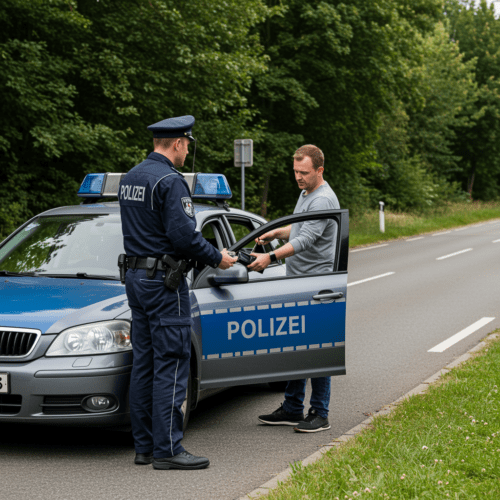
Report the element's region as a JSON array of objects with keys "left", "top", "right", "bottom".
[{"left": 0, "top": 214, "right": 124, "bottom": 279}]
